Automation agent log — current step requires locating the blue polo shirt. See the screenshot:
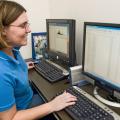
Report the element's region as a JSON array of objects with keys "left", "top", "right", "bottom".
[{"left": 0, "top": 48, "right": 33, "bottom": 112}]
